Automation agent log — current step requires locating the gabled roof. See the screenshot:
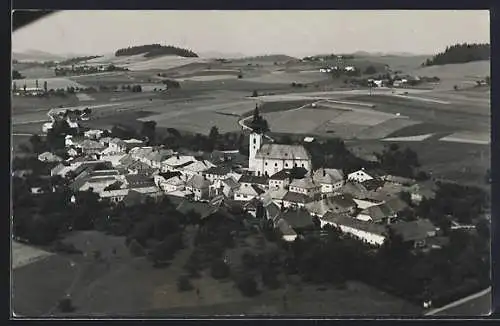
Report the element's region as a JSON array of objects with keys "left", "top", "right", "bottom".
[
  {"left": 280, "top": 208, "right": 314, "bottom": 229},
  {"left": 313, "top": 168, "right": 344, "bottom": 184},
  {"left": 205, "top": 165, "right": 231, "bottom": 176},
  {"left": 184, "top": 160, "right": 216, "bottom": 173},
  {"left": 256, "top": 144, "right": 311, "bottom": 160},
  {"left": 222, "top": 177, "right": 239, "bottom": 190},
  {"left": 360, "top": 204, "right": 394, "bottom": 222},
  {"left": 390, "top": 219, "right": 437, "bottom": 242},
  {"left": 239, "top": 174, "right": 269, "bottom": 185},
  {"left": 289, "top": 177, "right": 318, "bottom": 189},
  {"left": 323, "top": 213, "right": 388, "bottom": 236},
  {"left": 162, "top": 155, "right": 197, "bottom": 167},
  {"left": 282, "top": 191, "right": 315, "bottom": 204},
  {"left": 186, "top": 174, "right": 210, "bottom": 189},
  {"left": 276, "top": 218, "right": 298, "bottom": 236},
  {"left": 125, "top": 174, "right": 156, "bottom": 188},
  {"left": 361, "top": 179, "right": 385, "bottom": 191}
]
